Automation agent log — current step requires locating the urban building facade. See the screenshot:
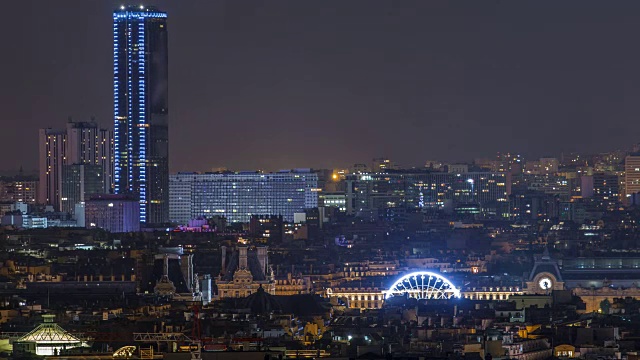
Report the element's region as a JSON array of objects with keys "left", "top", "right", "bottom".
[
  {"left": 321, "top": 192, "right": 346, "bottom": 212},
  {"left": 216, "top": 246, "right": 274, "bottom": 299},
  {"left": 85, "top": 194, "right": 140, "bottom": 233},
  {"left": 169, "top": 170, "right": 319, "bottom": 223},
  {"left": 0, "top": 177, "right": 37, "bottom": 205},
  {"left": 249, "top": 215, "right": 284, "bottom": 243},
  {"left": 592, "top": 172, "right": 620, "bottom": 210},
  {"left": 38, "top": 128, "right": 66, "bottom": 210},
  {"left": 113, "top": 6, "right": 169, "bottom": 225},
  {"left": 345, "top": 171, "right": 509, "bottom": 217},
  {"left": 65, "top": 121, "right": 113, "bottom": 191},
  {"left": 61, "top": 164, "right": 105, "bottom": 215},
  {"left": 524, "top": 157, "right": 559, "bottom": 175},
  {"left": 625, "top": 154, "right": 640, "bottom": 205},
  {"left": 38, "top": 121, "right": 113, "bottom": 211}
]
